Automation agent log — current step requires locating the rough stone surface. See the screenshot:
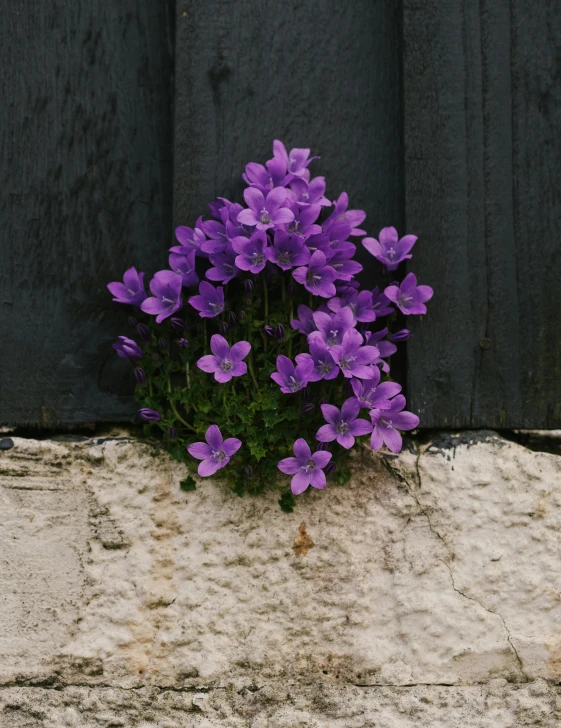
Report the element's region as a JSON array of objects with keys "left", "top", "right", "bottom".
[{"left": 1, "top": 432, "right": 560, "bottom": 725}]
